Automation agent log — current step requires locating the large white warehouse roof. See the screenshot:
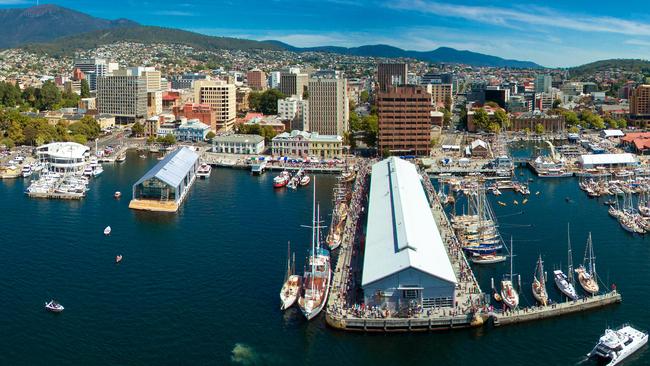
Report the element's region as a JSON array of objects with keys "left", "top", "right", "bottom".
[{"left": 362, "top": 157, "right": 457, "bottom": 287}]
